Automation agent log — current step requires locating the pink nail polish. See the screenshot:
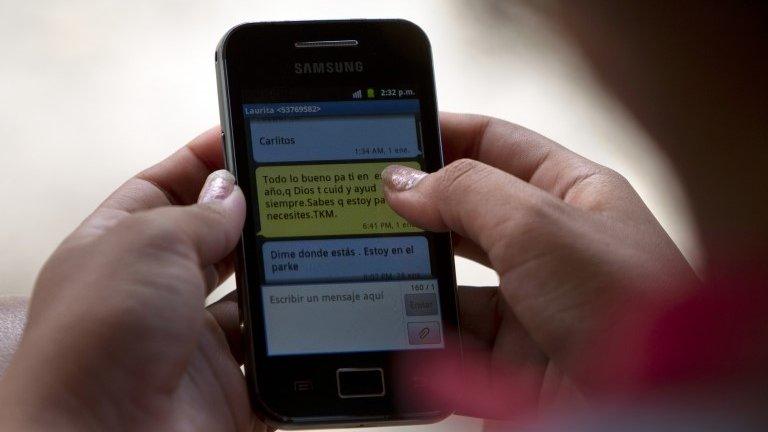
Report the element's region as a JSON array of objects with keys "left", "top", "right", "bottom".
[
  {"left": 199, "top": 170, "right": 235, "bottom": 203},
  {"left": 382, "top": 165, "right": 427, "bottom": 191}
]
